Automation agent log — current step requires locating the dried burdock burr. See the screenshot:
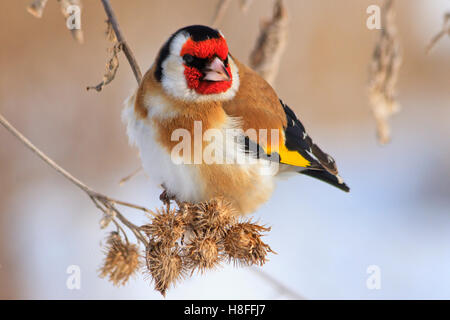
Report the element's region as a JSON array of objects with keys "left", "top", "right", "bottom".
[
  {"left": 145, "top": 241, "right": 185, "bottom": 296},
  {"left": 184, "top": 233, "right": 223, "bottom": 274},
  {"left": 99, "top": 231, "right": 141, "bottom": 286},
  {"left": 186, "top": 197, "right": 237, "bottom": 237},
  {"left": 140, "top": 197, "right": 274, "bottom": 295},
  {"left": 140, "top": 207, "right": 185, "bottom": 245},
  {"left": 224, "top": 221, "right": 274, "bottom": 267}
]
